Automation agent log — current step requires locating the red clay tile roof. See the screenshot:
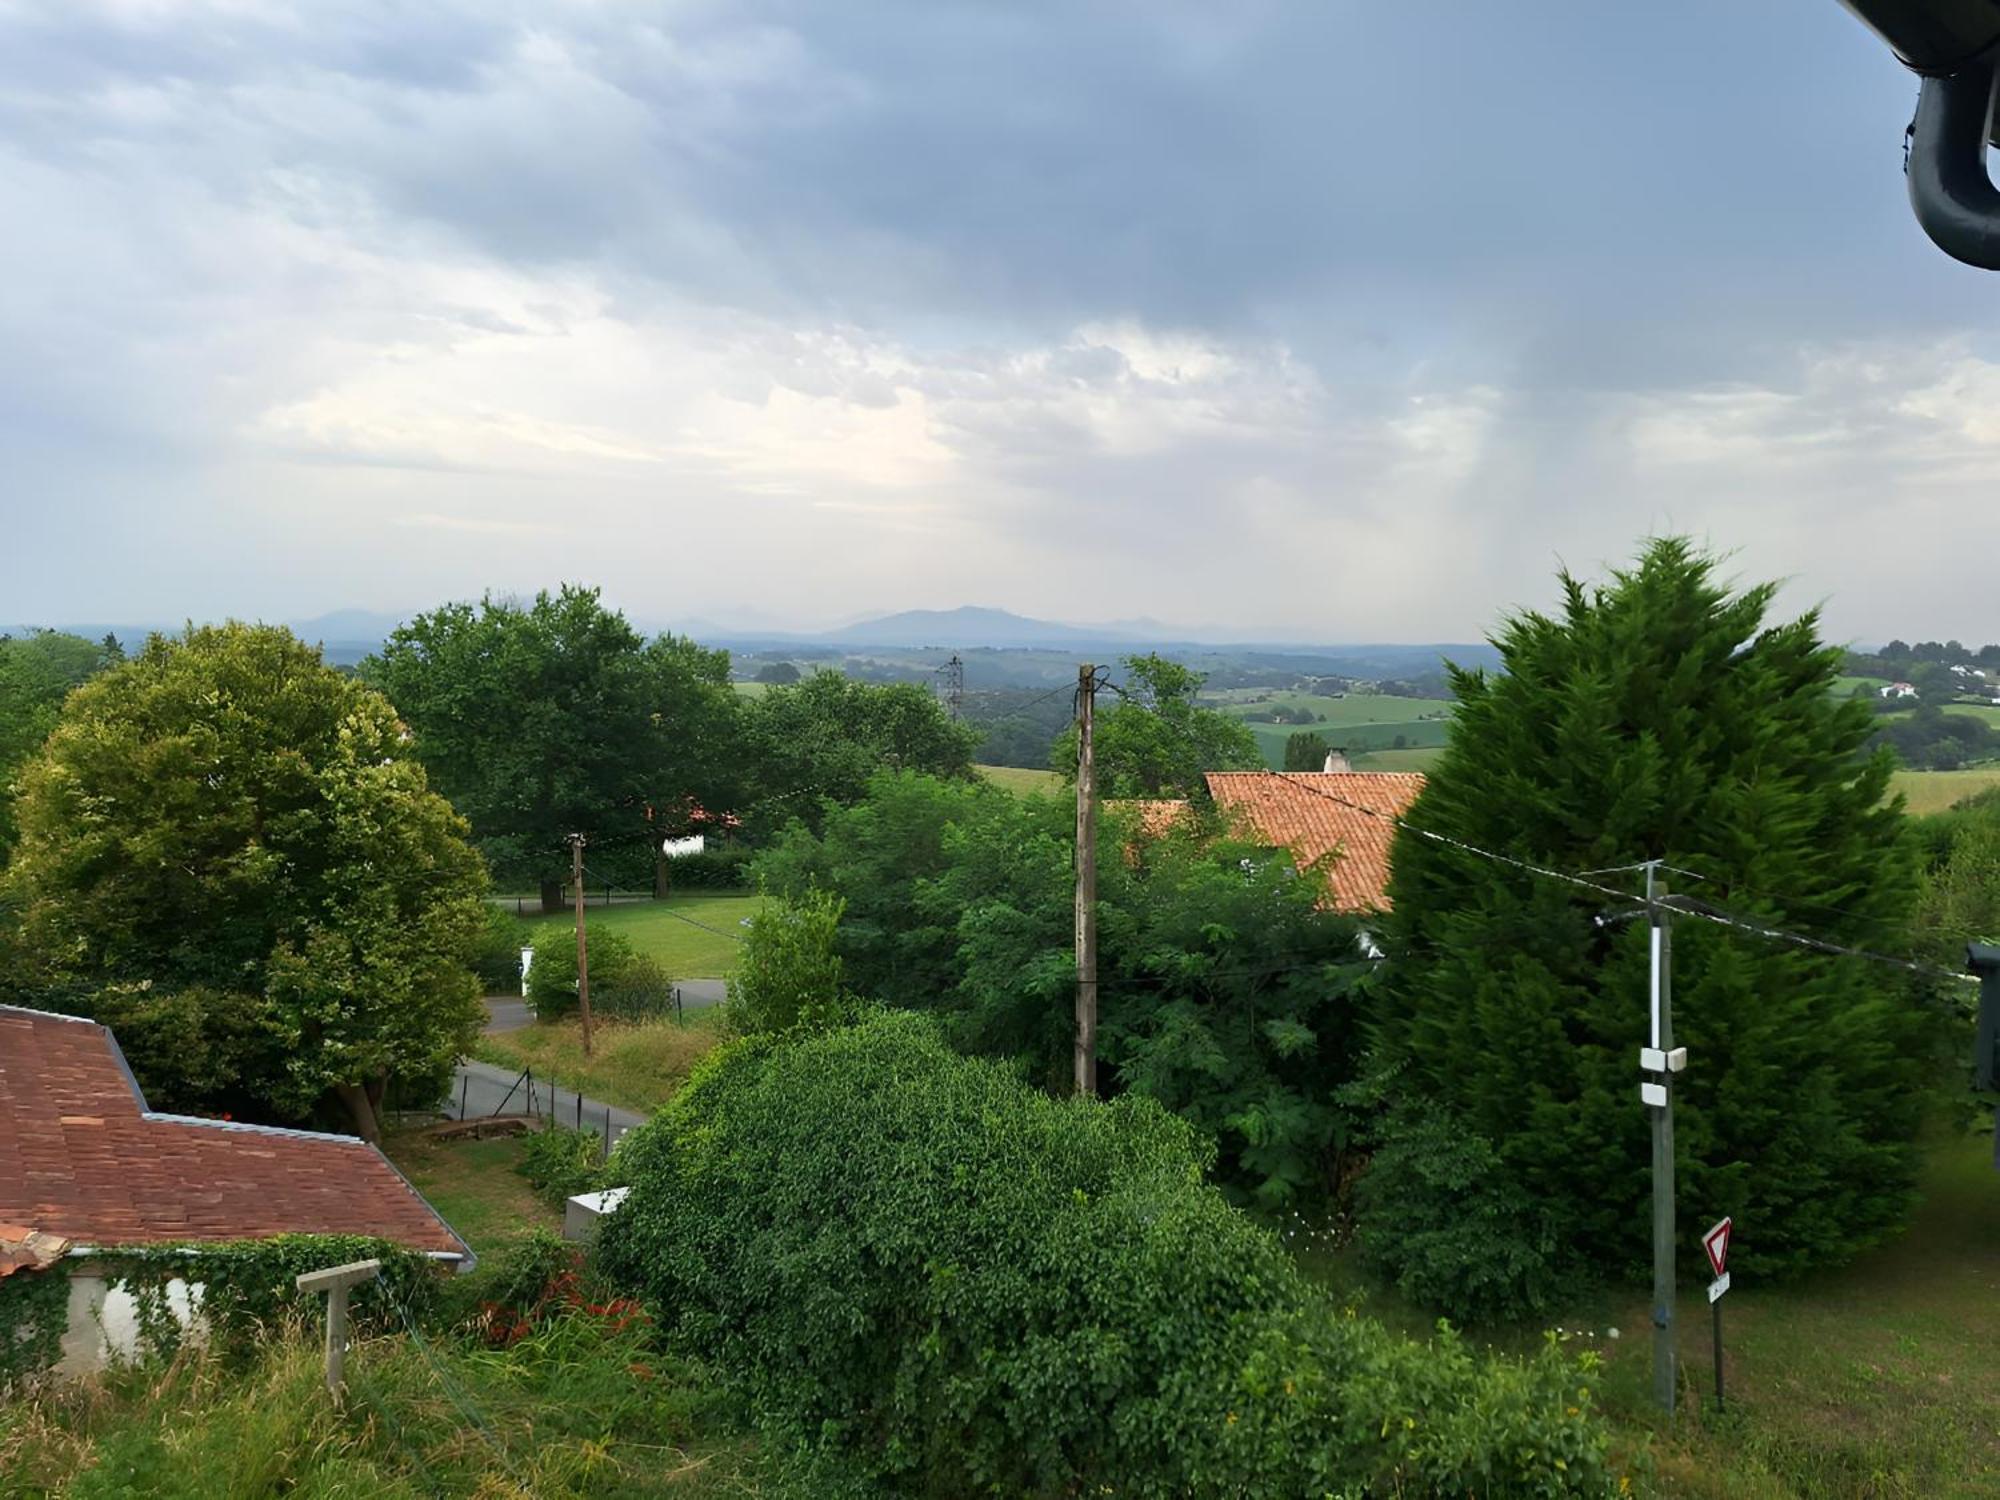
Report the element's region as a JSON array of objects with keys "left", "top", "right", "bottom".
[
  {"left": 1203, "top": 771, "right": 1427, "bottom": 913},
  {"left": 0, "top": 1007, "right": 467, "bottom": 1258}
]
